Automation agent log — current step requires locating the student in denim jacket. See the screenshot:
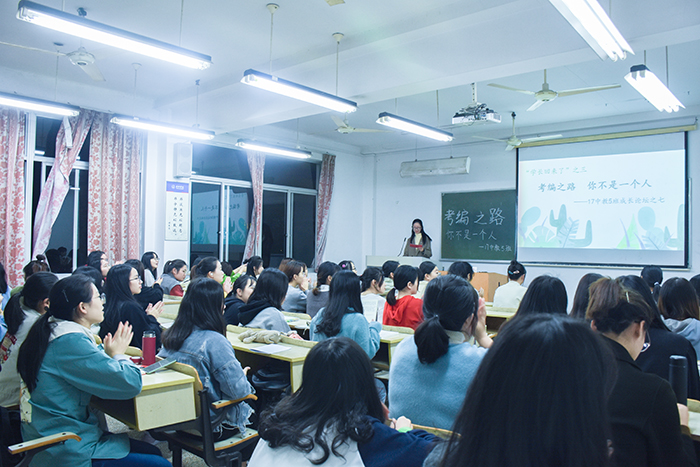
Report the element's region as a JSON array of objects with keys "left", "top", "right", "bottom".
[{"left": 159, "top": 278, "right": 254, "bottom": 439}]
